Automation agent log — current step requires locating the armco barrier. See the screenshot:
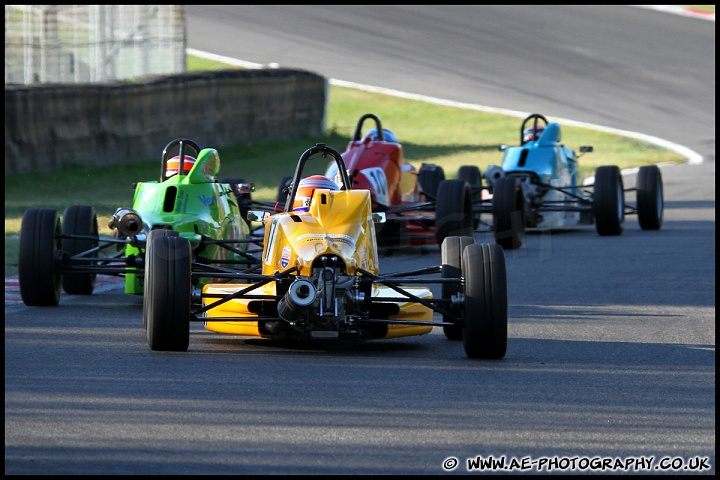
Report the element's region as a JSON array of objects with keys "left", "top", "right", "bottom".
[{"left": 5, "top": 68, "right": 327, "bottom": 175}]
